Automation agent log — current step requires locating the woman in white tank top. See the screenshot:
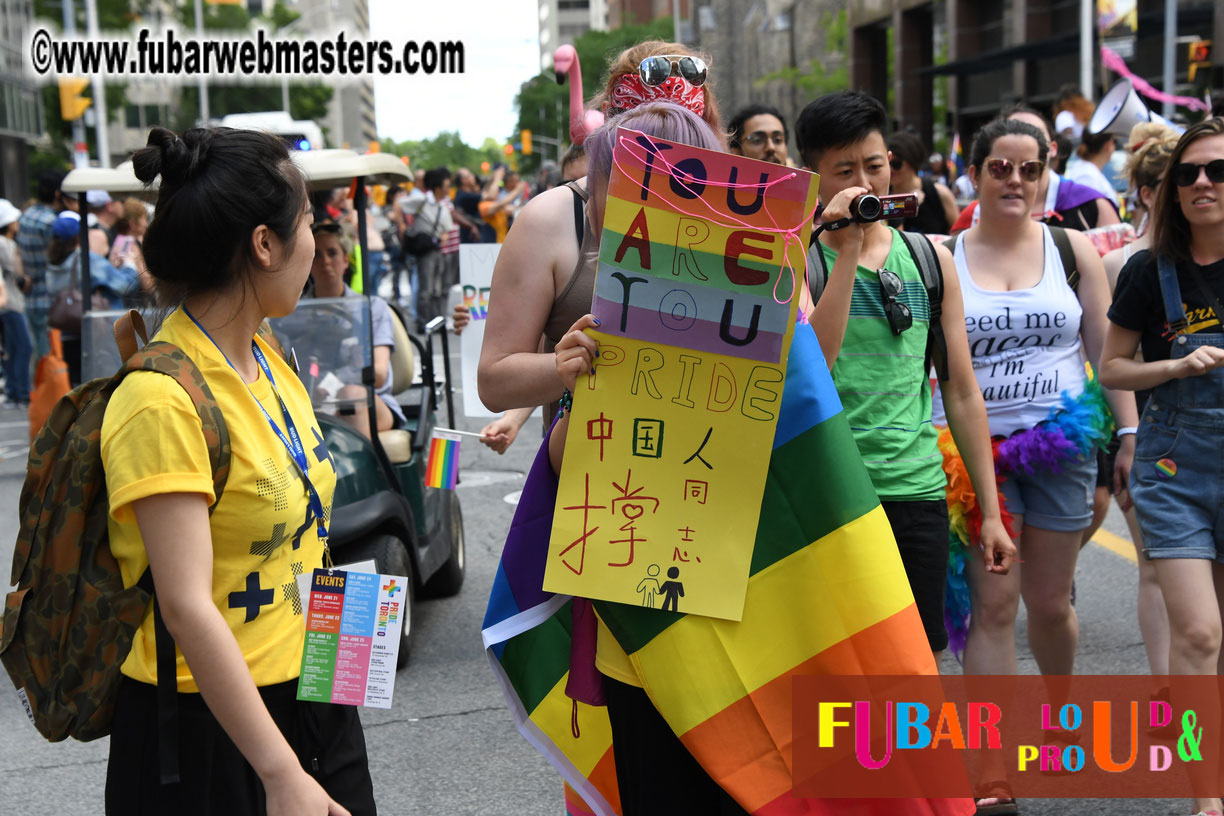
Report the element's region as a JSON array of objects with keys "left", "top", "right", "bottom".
[{"left": 938, "top": 119, "right": 1139, "bottom": 782}]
